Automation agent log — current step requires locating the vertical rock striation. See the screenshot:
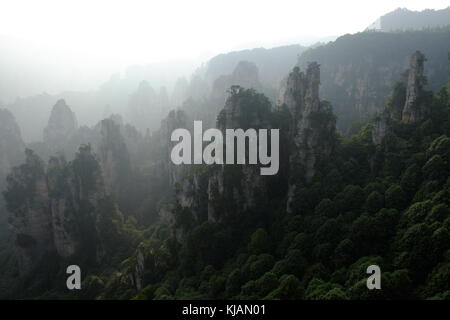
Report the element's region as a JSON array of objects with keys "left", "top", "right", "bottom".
[
  {"left": 0, "top": 109, "right": 25, "bottom": 189},
  {"left": 98, "top": 119, "right": 132, "bottom": 195},
  {"left": 281, "top": 63, "right": 336, "bottom": 212},
  {"left": 372, "top": 51, "right": 430, "bottom": 145},
  {"left": 4, "top": 145, "right": 106, "bottom": 276},
  {"left": 402, "top": 51, "right": 427, "bottom": 123},
  {"left": 4, "top": 149, "right": 51, "bottom": 275}
]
